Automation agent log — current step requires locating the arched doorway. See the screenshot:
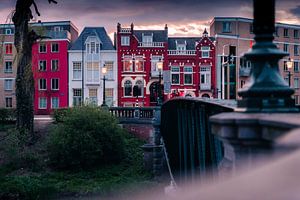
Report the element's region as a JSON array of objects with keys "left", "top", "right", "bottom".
[{"left": 149, "top": 82, "right": 164, "bottom": 106}]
